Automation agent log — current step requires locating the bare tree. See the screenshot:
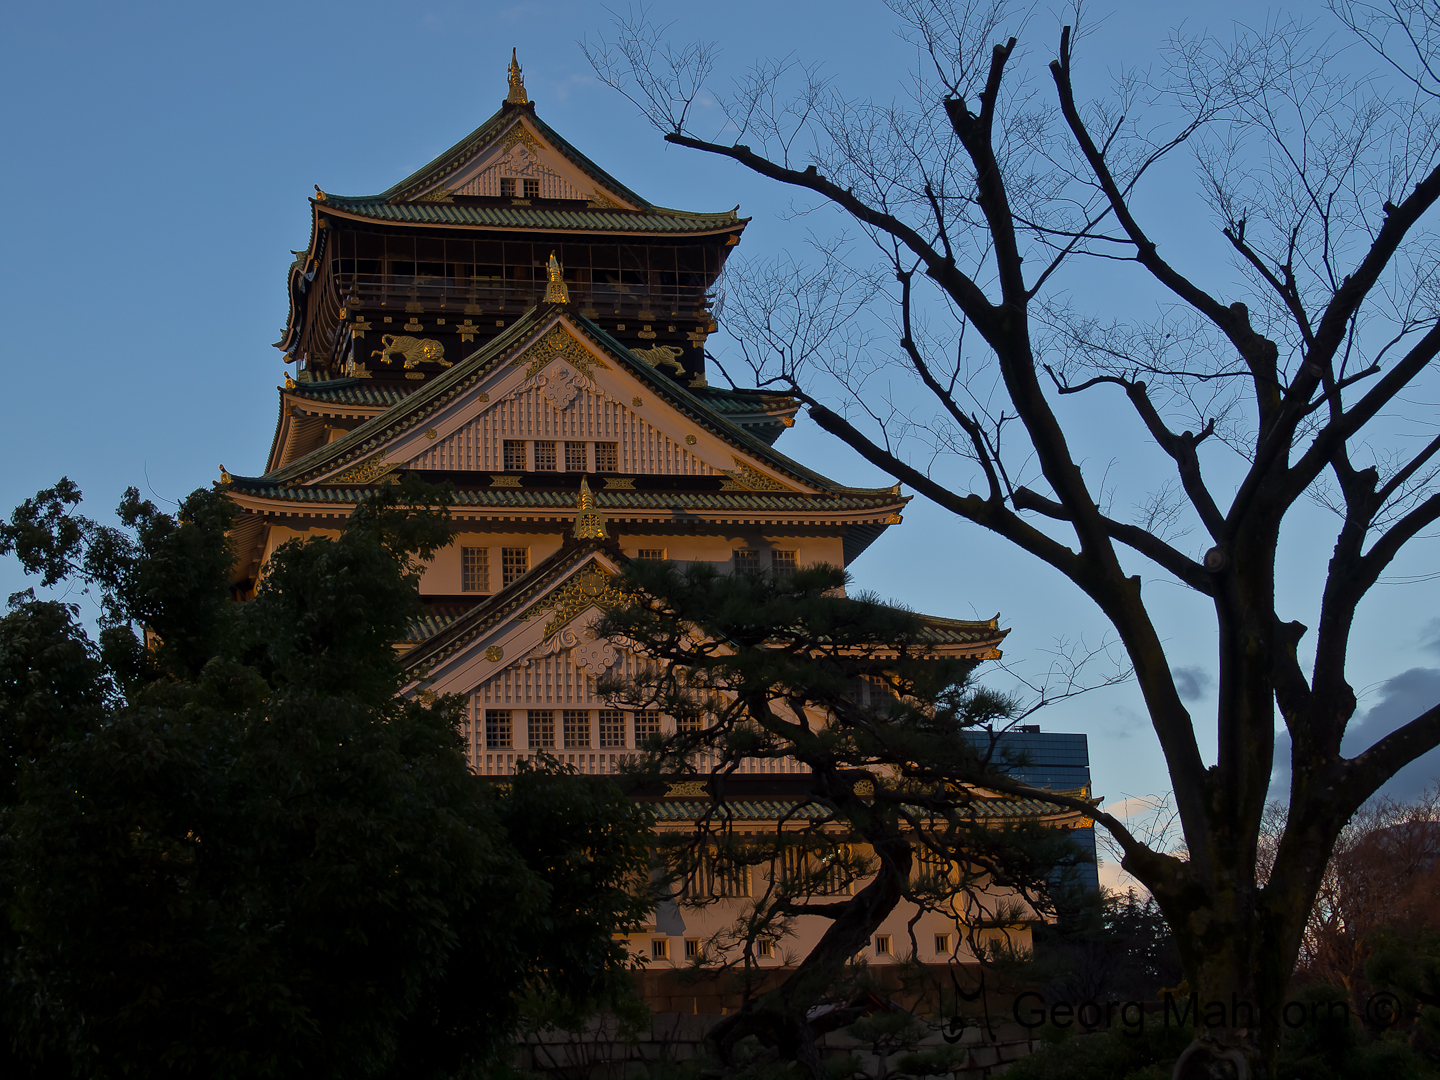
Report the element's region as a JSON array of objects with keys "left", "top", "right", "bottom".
[{"left": 585, "top": 3, "right": 1440, "bottom": 1076}]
